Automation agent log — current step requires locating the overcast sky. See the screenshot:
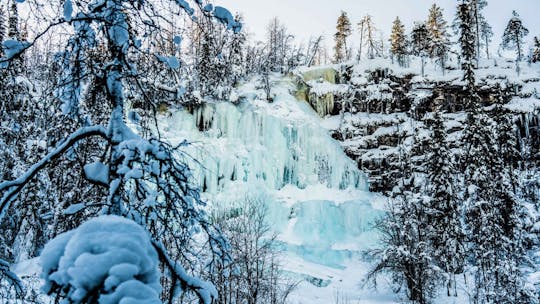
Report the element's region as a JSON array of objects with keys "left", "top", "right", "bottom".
[{"left": 216, "top": 0, "right": 540, "bottom": 51}]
